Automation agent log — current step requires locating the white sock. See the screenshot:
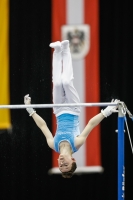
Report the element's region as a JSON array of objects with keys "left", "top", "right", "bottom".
[
  {"left": 49, "top": 41, "right": 61, "bottom": 52},
  {"left": 61, "top": 40, "right": 69, "bottom": 50}
]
